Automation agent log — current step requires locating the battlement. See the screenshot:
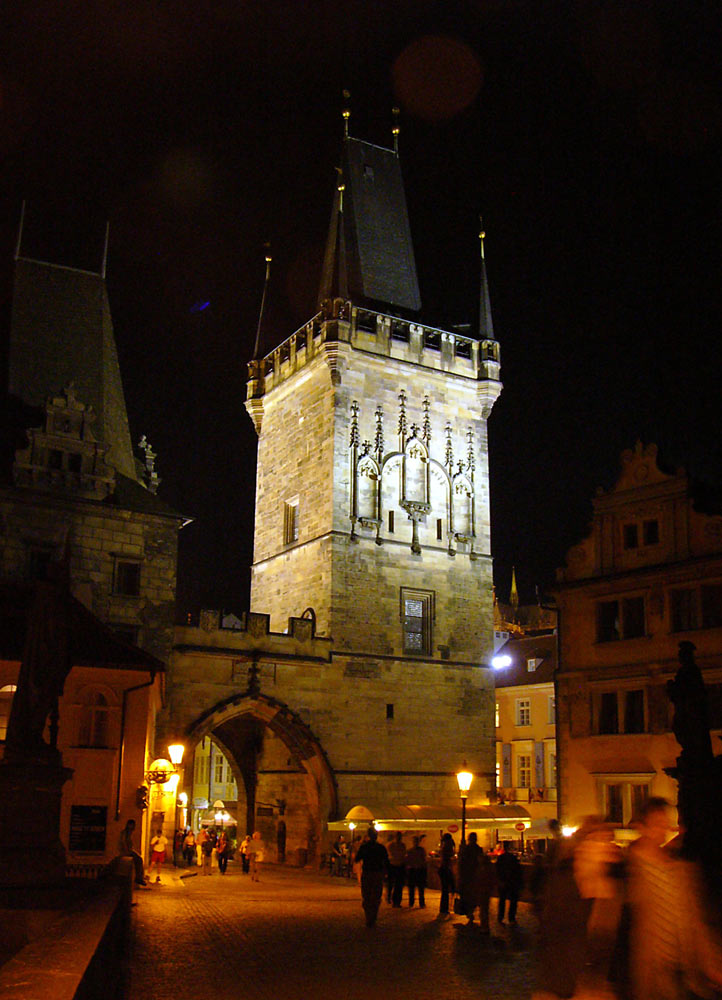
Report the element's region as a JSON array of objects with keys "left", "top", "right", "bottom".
[
  {"left": 174, "top": 609, "right": 333, "bottom": 661},
  {"left": 247, "top": 303, "right": 501, "bottom": 402}
]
